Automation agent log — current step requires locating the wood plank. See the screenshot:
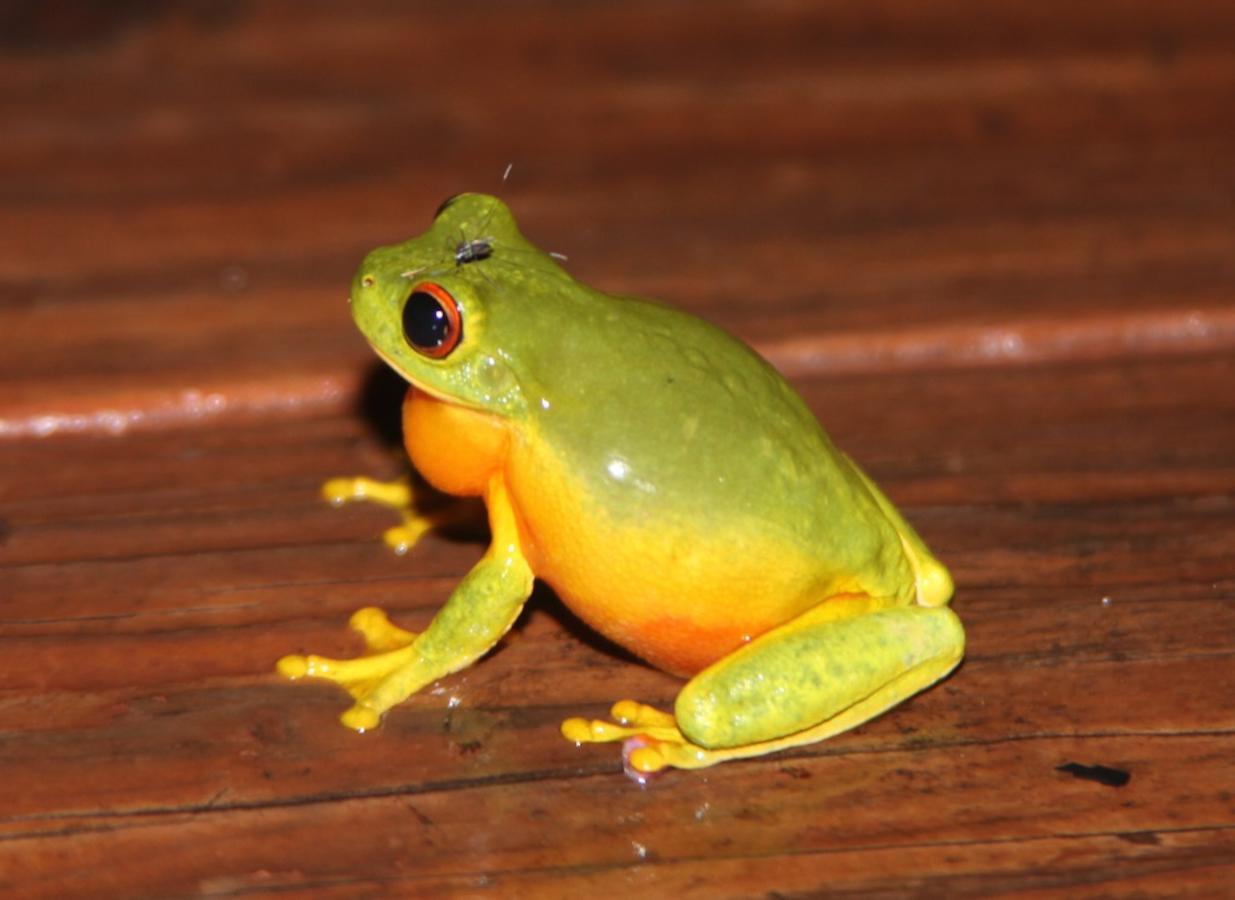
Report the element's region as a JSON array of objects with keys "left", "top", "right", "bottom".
[{"left": 2, "top": 735, "right": 1232, "bottom": 899}]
